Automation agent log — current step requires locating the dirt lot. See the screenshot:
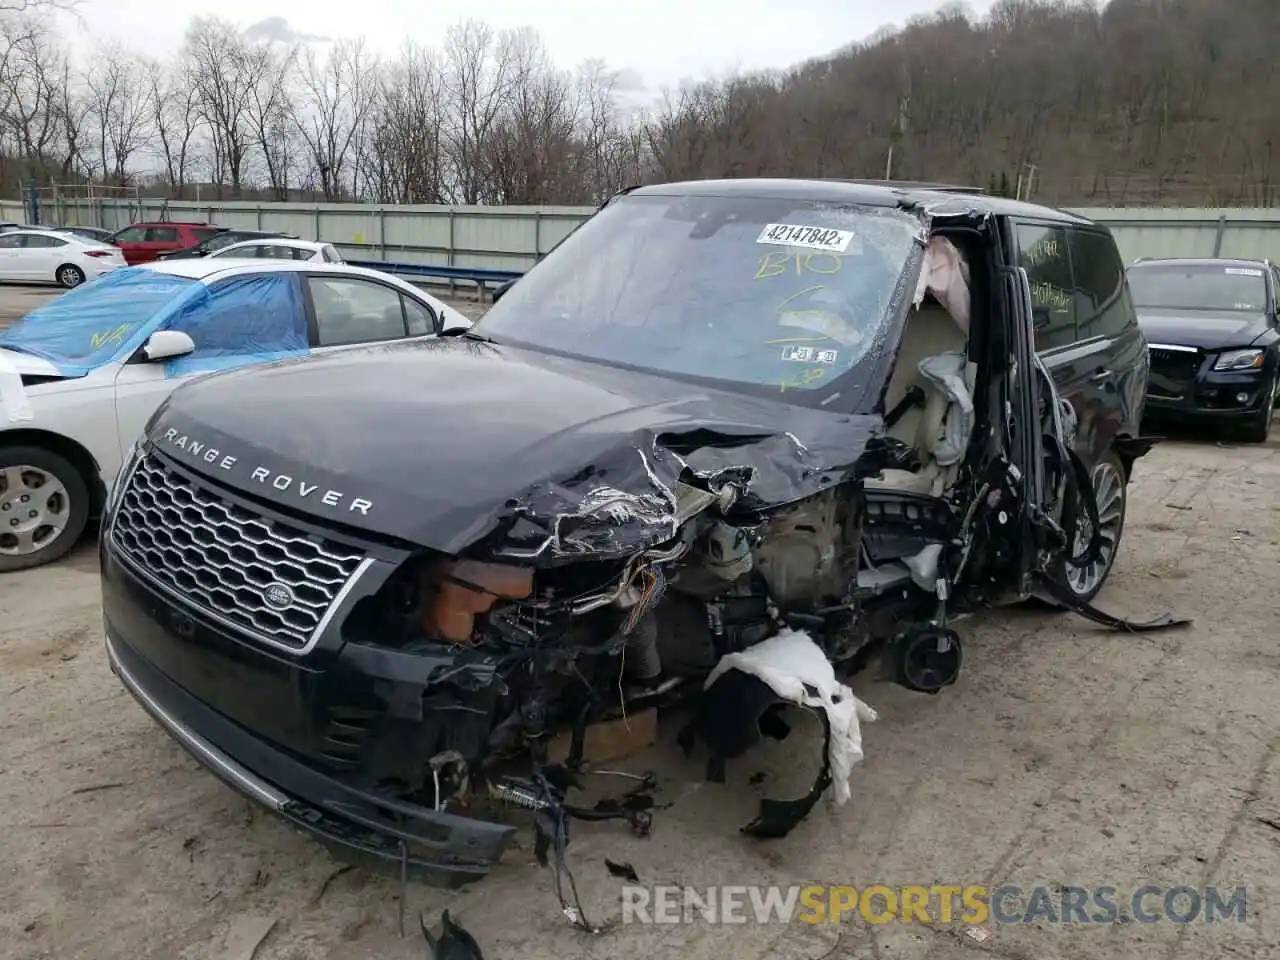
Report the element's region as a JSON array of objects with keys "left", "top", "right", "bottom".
[{"left": 3, "top": 281, "right": 1280, "bottom": 959}]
